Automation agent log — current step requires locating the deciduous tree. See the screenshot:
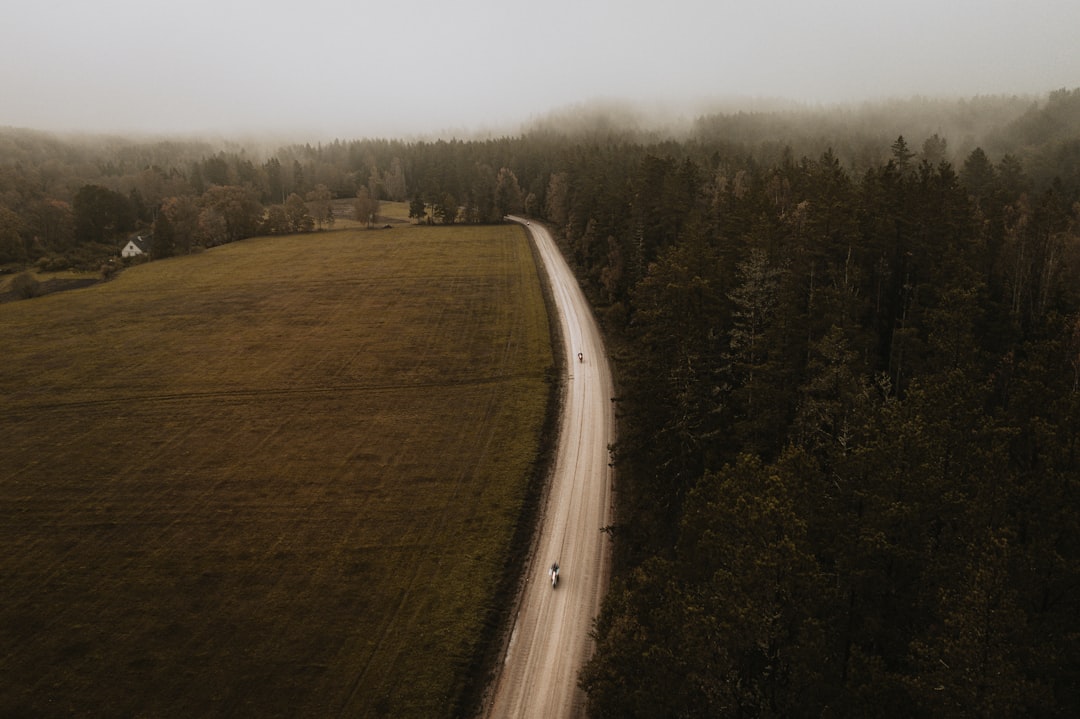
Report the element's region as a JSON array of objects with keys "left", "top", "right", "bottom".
[
  {"left": 198, "top": 185, "right": 262, "bottom": 245},
  {"left": 158, "top": 195, "right": 199, "bottom": 254},
  {"left": 285, "top": 192, "right": 314, "bottom": 232},
  {"left": 354, "top": 187, "right": 379, "bottom": 228}
]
